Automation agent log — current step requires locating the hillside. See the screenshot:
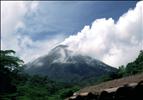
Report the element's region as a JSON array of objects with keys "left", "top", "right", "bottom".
[
  {"left": 25, "top": 45, "right": 117, "bottom": 85},
  {"left": 1, "top": 49, "right": 143, "bottom": 100},
  {"left": 66, "top": 50, "right": 143, "bottom": 100}
]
